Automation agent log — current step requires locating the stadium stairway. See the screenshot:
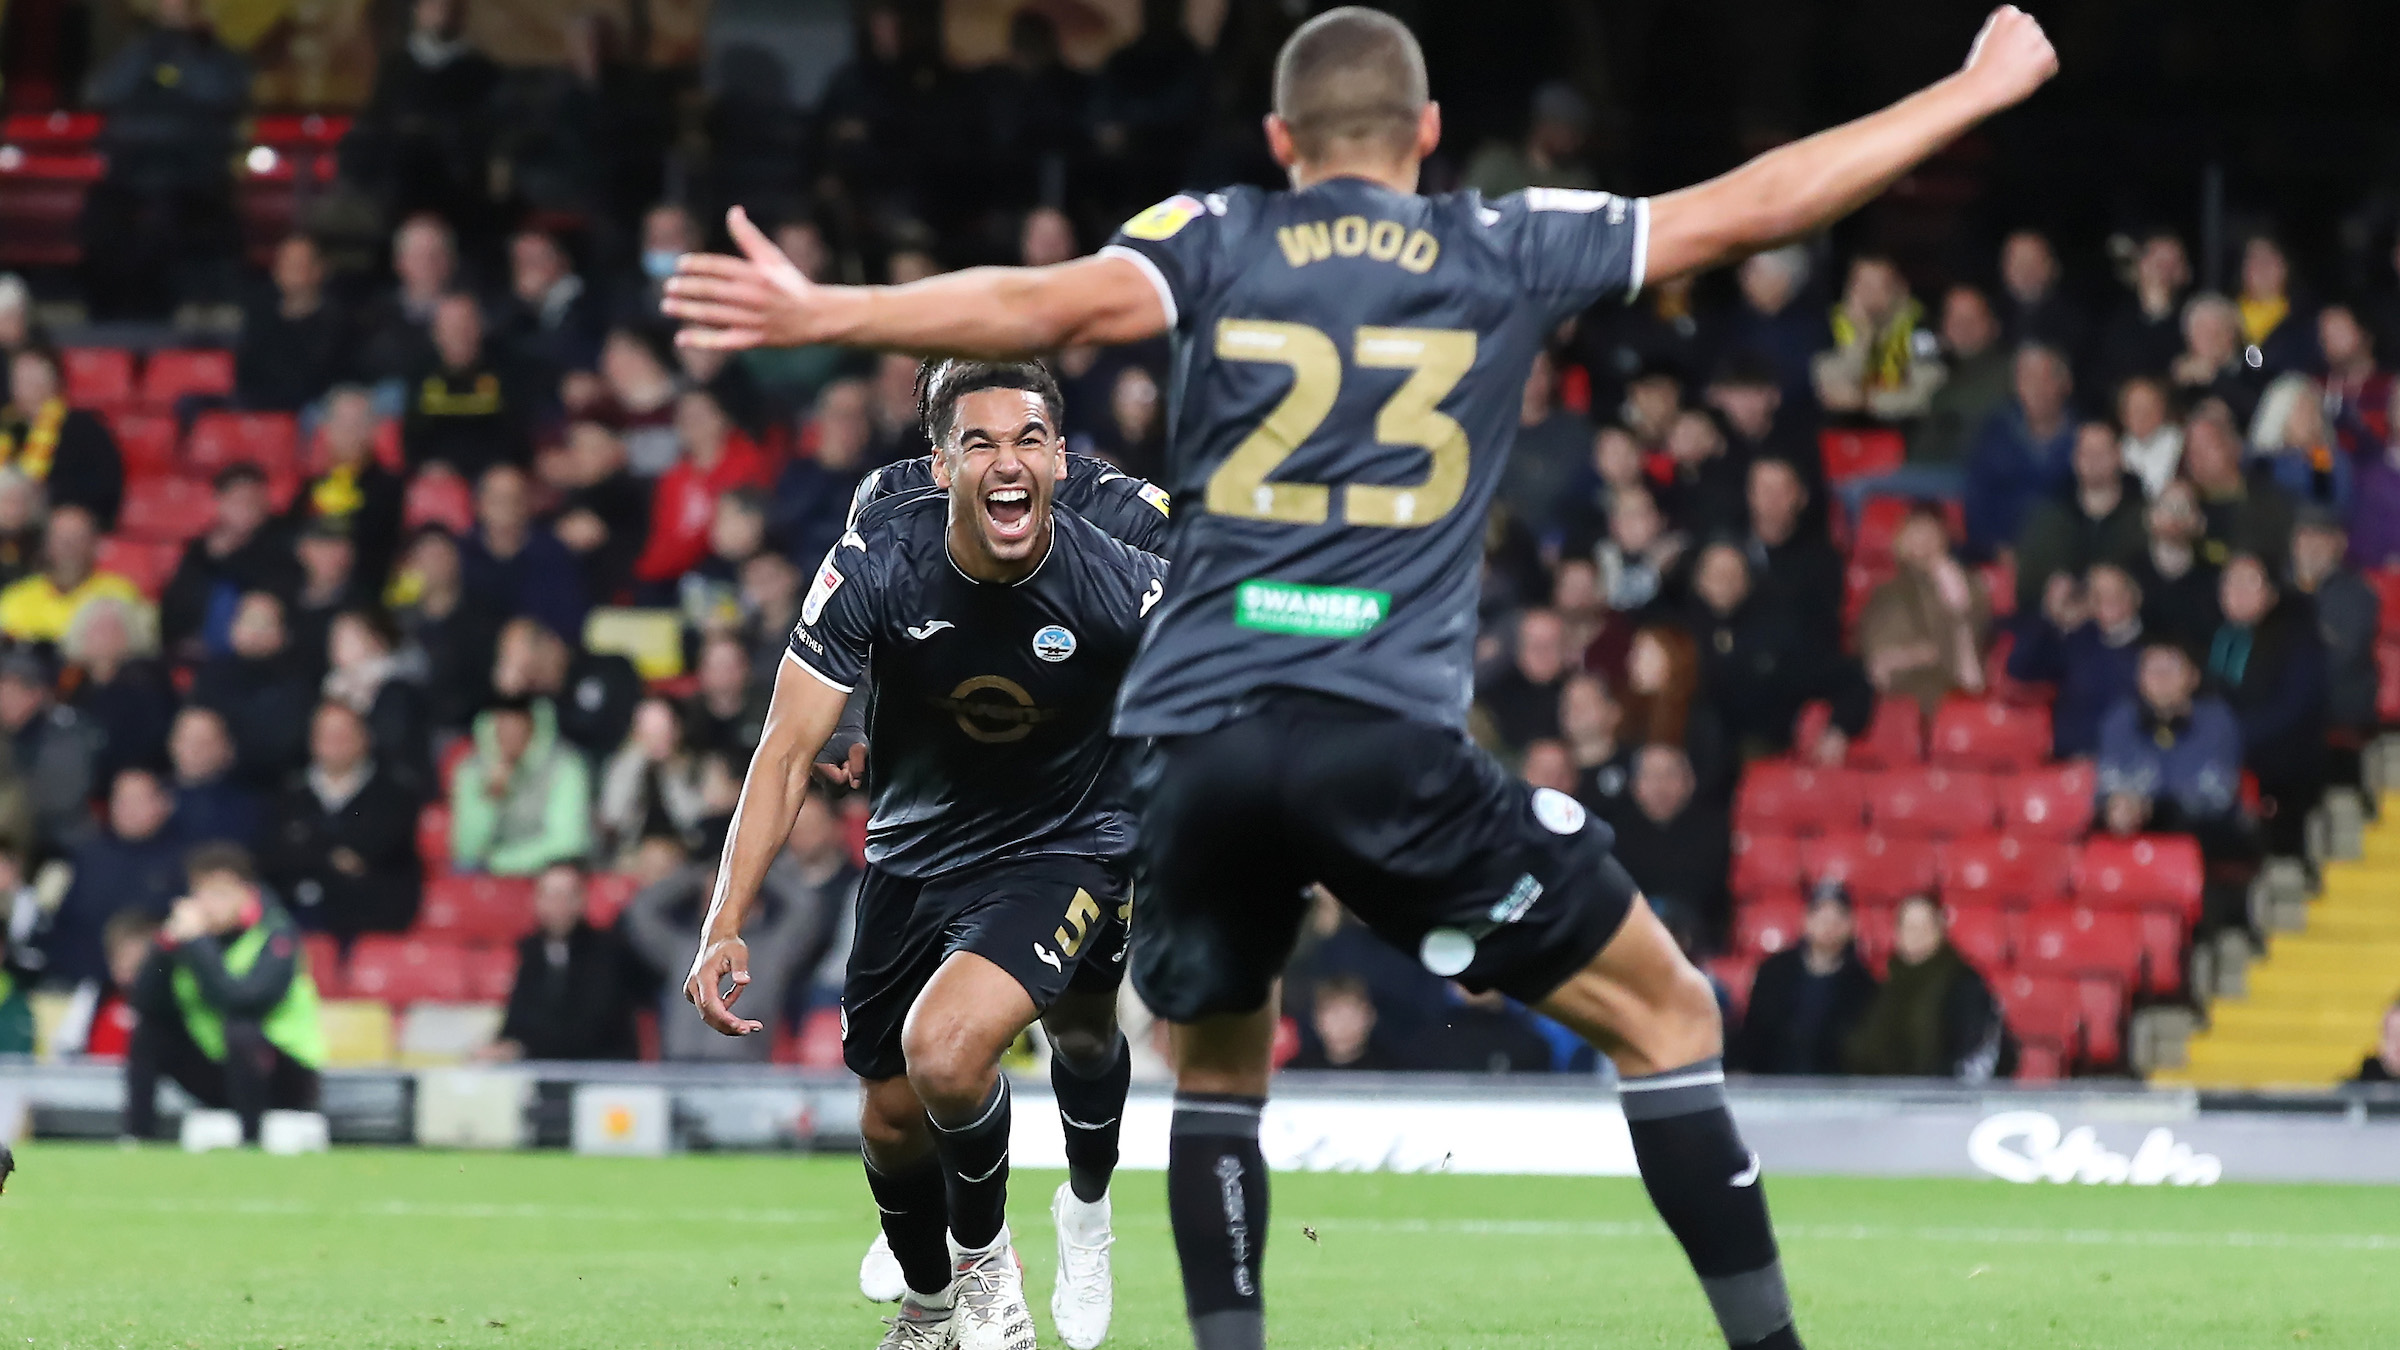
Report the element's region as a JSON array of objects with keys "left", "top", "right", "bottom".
[{"left": 2159, "top": 790, "right": 2400, "bottom": 1088}]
